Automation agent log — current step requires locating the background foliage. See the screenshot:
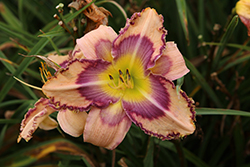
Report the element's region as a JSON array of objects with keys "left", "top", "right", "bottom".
[{"left": 1, "top": 0, "right": 250, "bottom": 166}]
